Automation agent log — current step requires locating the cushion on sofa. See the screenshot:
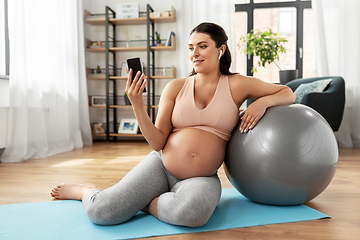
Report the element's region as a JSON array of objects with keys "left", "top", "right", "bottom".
[{"left": 293, "top": 79, "right": 332, "bottom": 104}]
